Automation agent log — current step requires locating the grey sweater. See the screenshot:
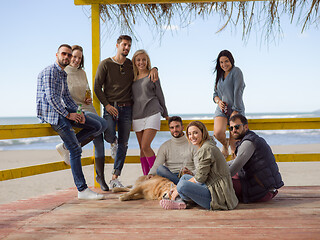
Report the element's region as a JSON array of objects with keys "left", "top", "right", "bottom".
[
  {"left": 149, "top": 135, "right": 198, "bottom": 175},
  {"left": 132, "top": 76, "right": 168, "bottom": 120}
]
